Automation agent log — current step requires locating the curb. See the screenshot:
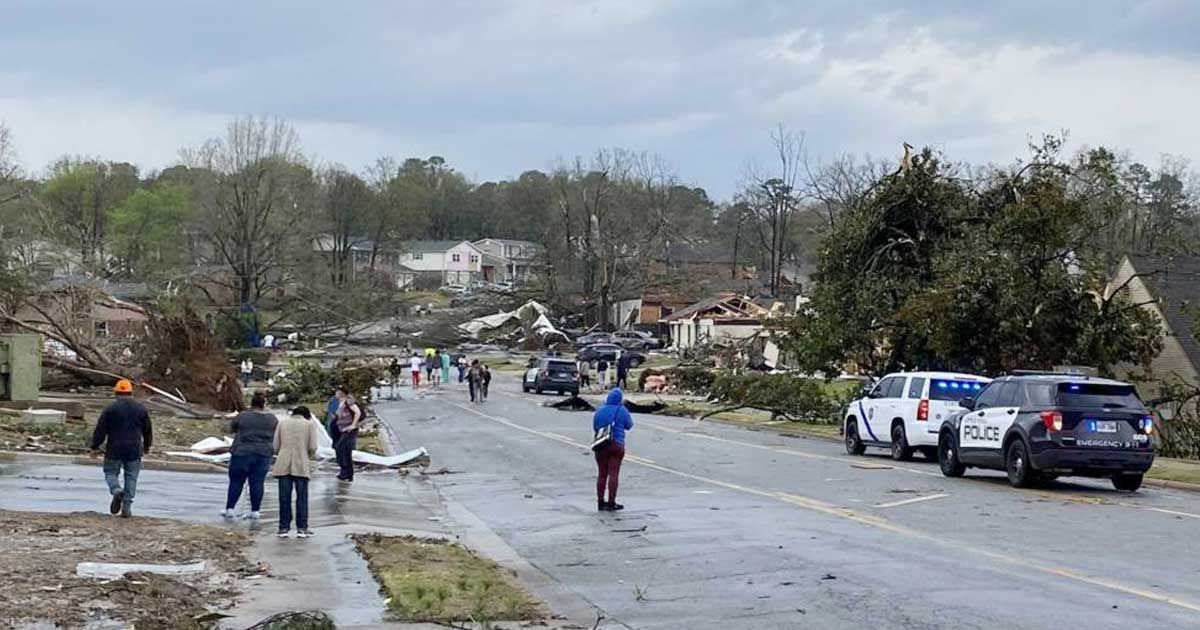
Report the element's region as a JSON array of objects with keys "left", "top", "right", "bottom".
[
  {"left": 1143, "top": 477, "right": 1200, "bottom": 493},
  {"left": 0, "top": 450, "right": 226, "bottom": 474}
]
